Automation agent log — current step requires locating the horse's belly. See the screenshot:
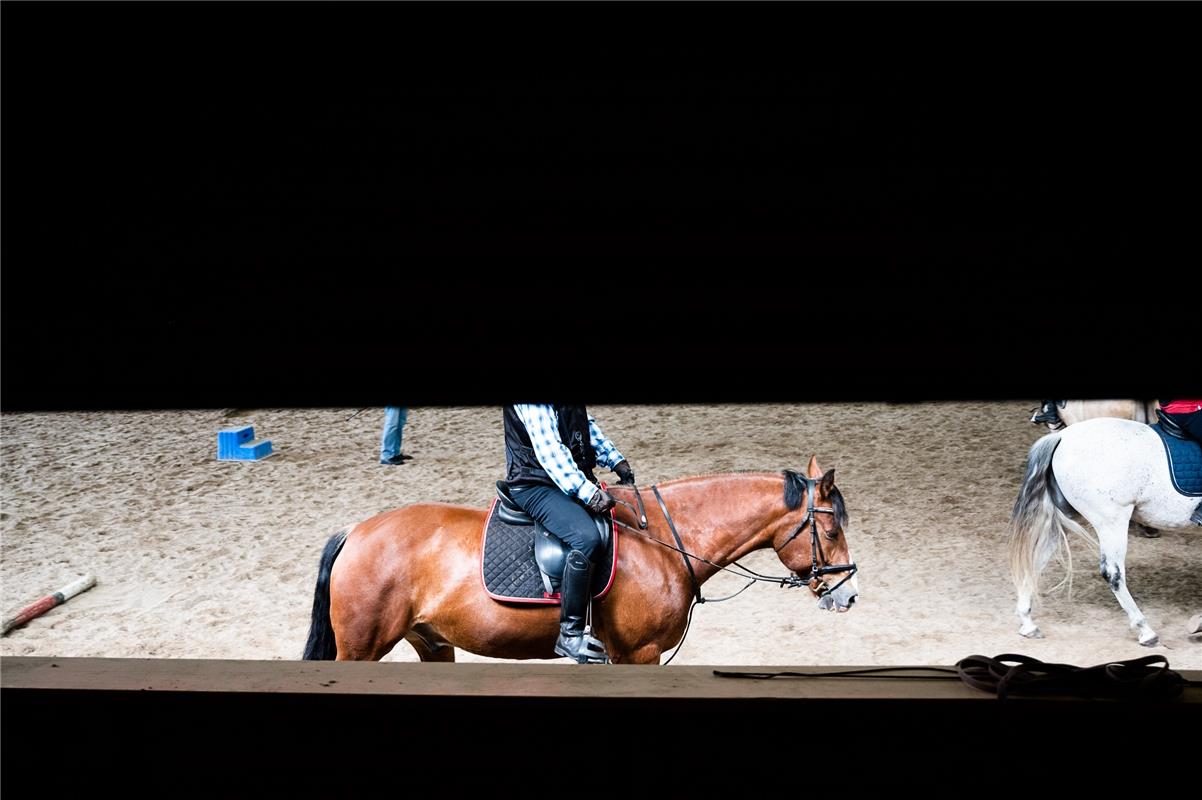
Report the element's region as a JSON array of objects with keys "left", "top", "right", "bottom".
[
  {"left": 431, "top": 601, "right": 563, "bottom": 660},
  {"left": 1132, "top": 491, "right": 1200, "bottom": 530}
]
